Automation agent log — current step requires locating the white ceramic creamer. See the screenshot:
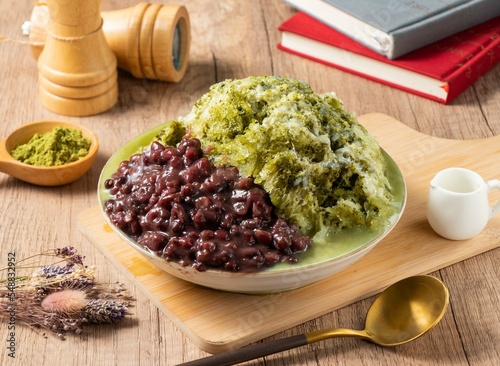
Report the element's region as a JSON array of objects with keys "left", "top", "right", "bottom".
[{"left": 427, "top": 167, "right": 500, "bottom": 240}]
